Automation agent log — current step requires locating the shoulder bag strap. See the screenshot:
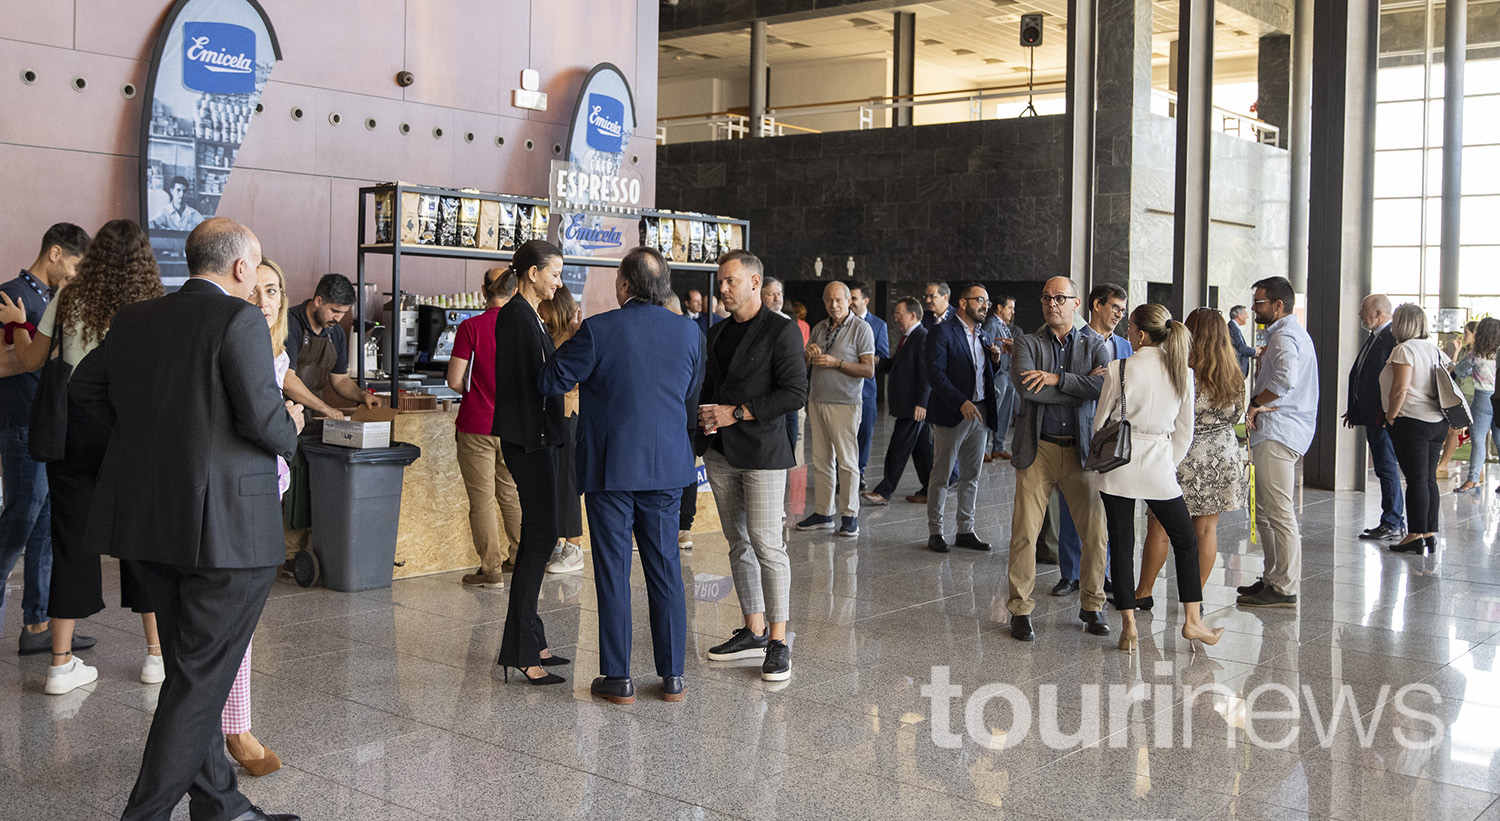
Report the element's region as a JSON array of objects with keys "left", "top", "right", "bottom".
[{"left": 1116, "top": 357, "right": 1128, "bottom": 421}]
